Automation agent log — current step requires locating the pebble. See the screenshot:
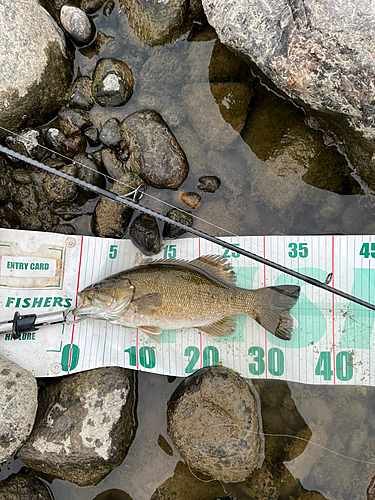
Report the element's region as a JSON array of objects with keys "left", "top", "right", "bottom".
[
  {"left": 81, "top": 0, "right": 106, "bottom": 13},
  {"left": 60, "top": 5, "right": 94, "bottom": 45},
  {"left": 163, "top": 208, "right": 193, "bottom": 239},
  {"left": 5, "top": 128, "right": 46, "bottom": 161},
  {"left": 167, "top": 366, "right": 261, "bottom": 482},
  {"left": 45, "top": 128, "right": 87, "bottom": 158},
  {"left": 42, "top": 163, "right": 78, "bottom": 202},
  {"left": 101, "top": 147, "right": 127, "bottom": 180},
  {"left": 99, "top": 117, "right": 123, "bottom": 149},
  {"left": 0, "top": 474, "right": 53, "bottom": 500},
  {"left": 18, "top": 367, "right": 137, "bottom": 486},
  {"left": 0, "top": 356, "right": 38, "bottom": 464},
  {"left": 84, "top": 126, "right": 100, "bottom": 146},
  {"left": 198, "top": 175, "right": 221, "bottom": 193},
  {"left": 92, "top": 58, "right": 134, "bottom": 107},
  {"left": 180, "top": 191, "right": 201, "bottom": 209},
  {"left": 121, "top": 110, "right": 189, "bottom": 189},
  {"left": 73, "top": 152, "right": 104, "bottom": 191},
  {"left": 67, "top": 76, "right": 95, "bottom": 110},
  {"left": 58, "top": 108, "right": 93, "bottom": 136},
  {"left": 129, "top": 214, "right": 162, "bottom": 255},
  {"left": 103, "top": 0, "right": 115, "bottom": 17},
  {"left": 92, "top": 172, "right": 144, "bottom": 238}
]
